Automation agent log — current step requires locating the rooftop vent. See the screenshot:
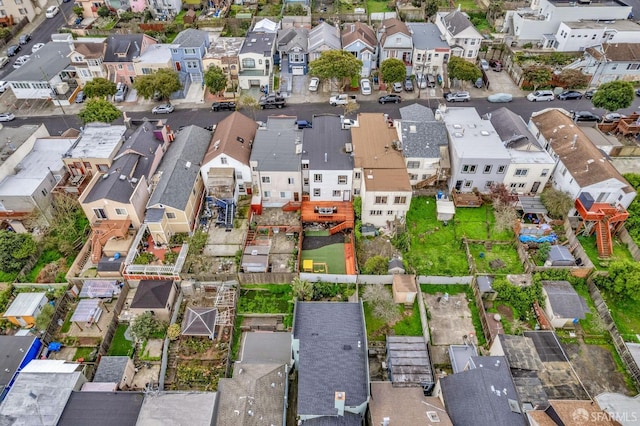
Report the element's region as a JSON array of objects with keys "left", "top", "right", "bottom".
[
  {"left": 119, "top": 174, "right": 127, "bottom": 180},
  {"left": 343, "top": 344, "right": 352, "bottom": 350},
  {"left": 480, "top": 130, "right": 490, "bottom": 136},
  {"left": 454, "top": 132, "right": 464, "bottom": 138},
  {"left": 453, "top": 124, "right": 463, "bottom": 129}
]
